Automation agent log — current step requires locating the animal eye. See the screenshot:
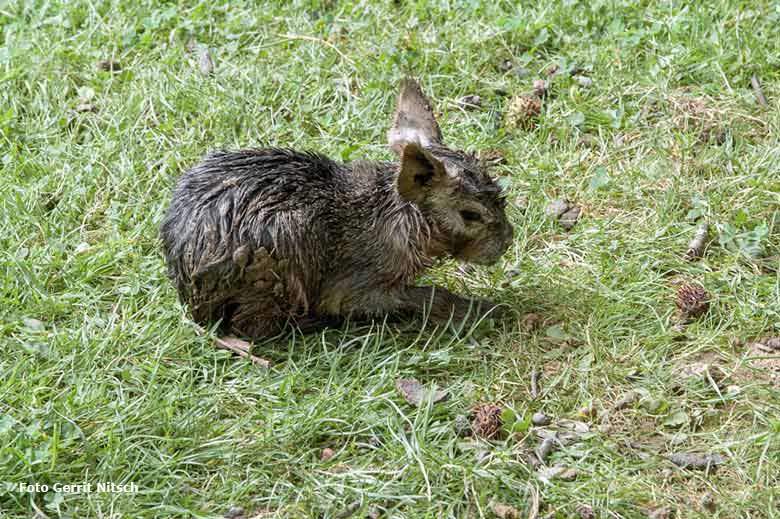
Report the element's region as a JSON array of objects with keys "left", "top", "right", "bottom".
[{"left": 460, "top": 210, "right": 482, "bottom": 223}]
